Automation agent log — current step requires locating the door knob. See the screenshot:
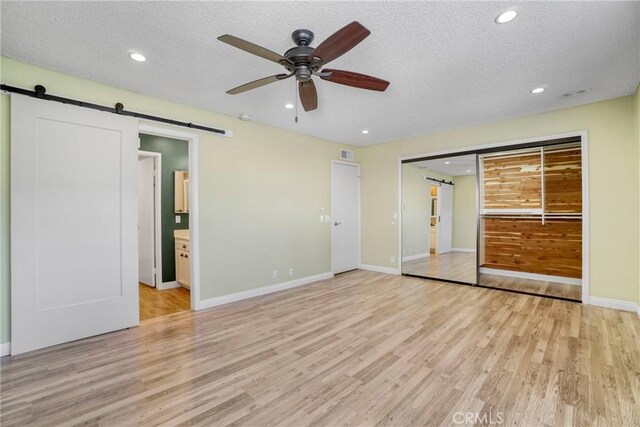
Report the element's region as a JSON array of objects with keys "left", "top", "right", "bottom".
[{"left": 334, "top": 221, "right": 342, "bottom": 226}]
